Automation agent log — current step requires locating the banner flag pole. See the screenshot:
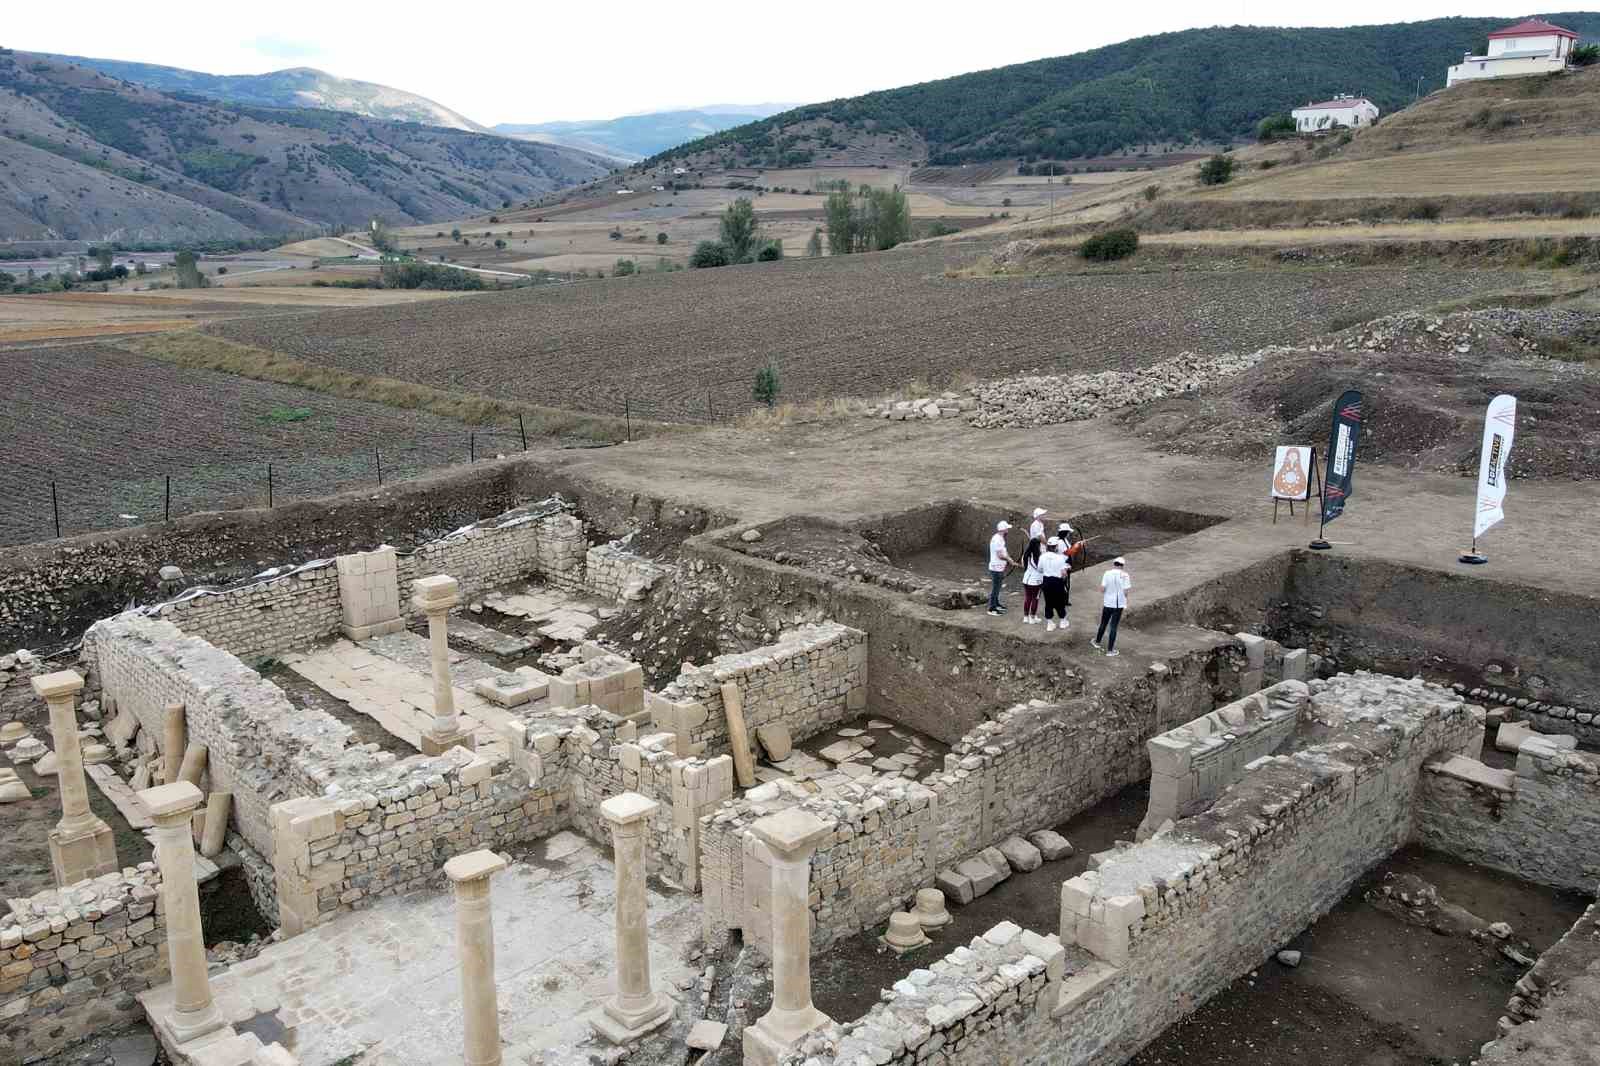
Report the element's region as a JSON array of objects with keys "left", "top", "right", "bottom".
[
  {"left": 1461, "top": 394, "right": 1516, "bottom": 565},
  {"left": 1312, "top": 391, "right": 1363, "bottom": 551}
]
